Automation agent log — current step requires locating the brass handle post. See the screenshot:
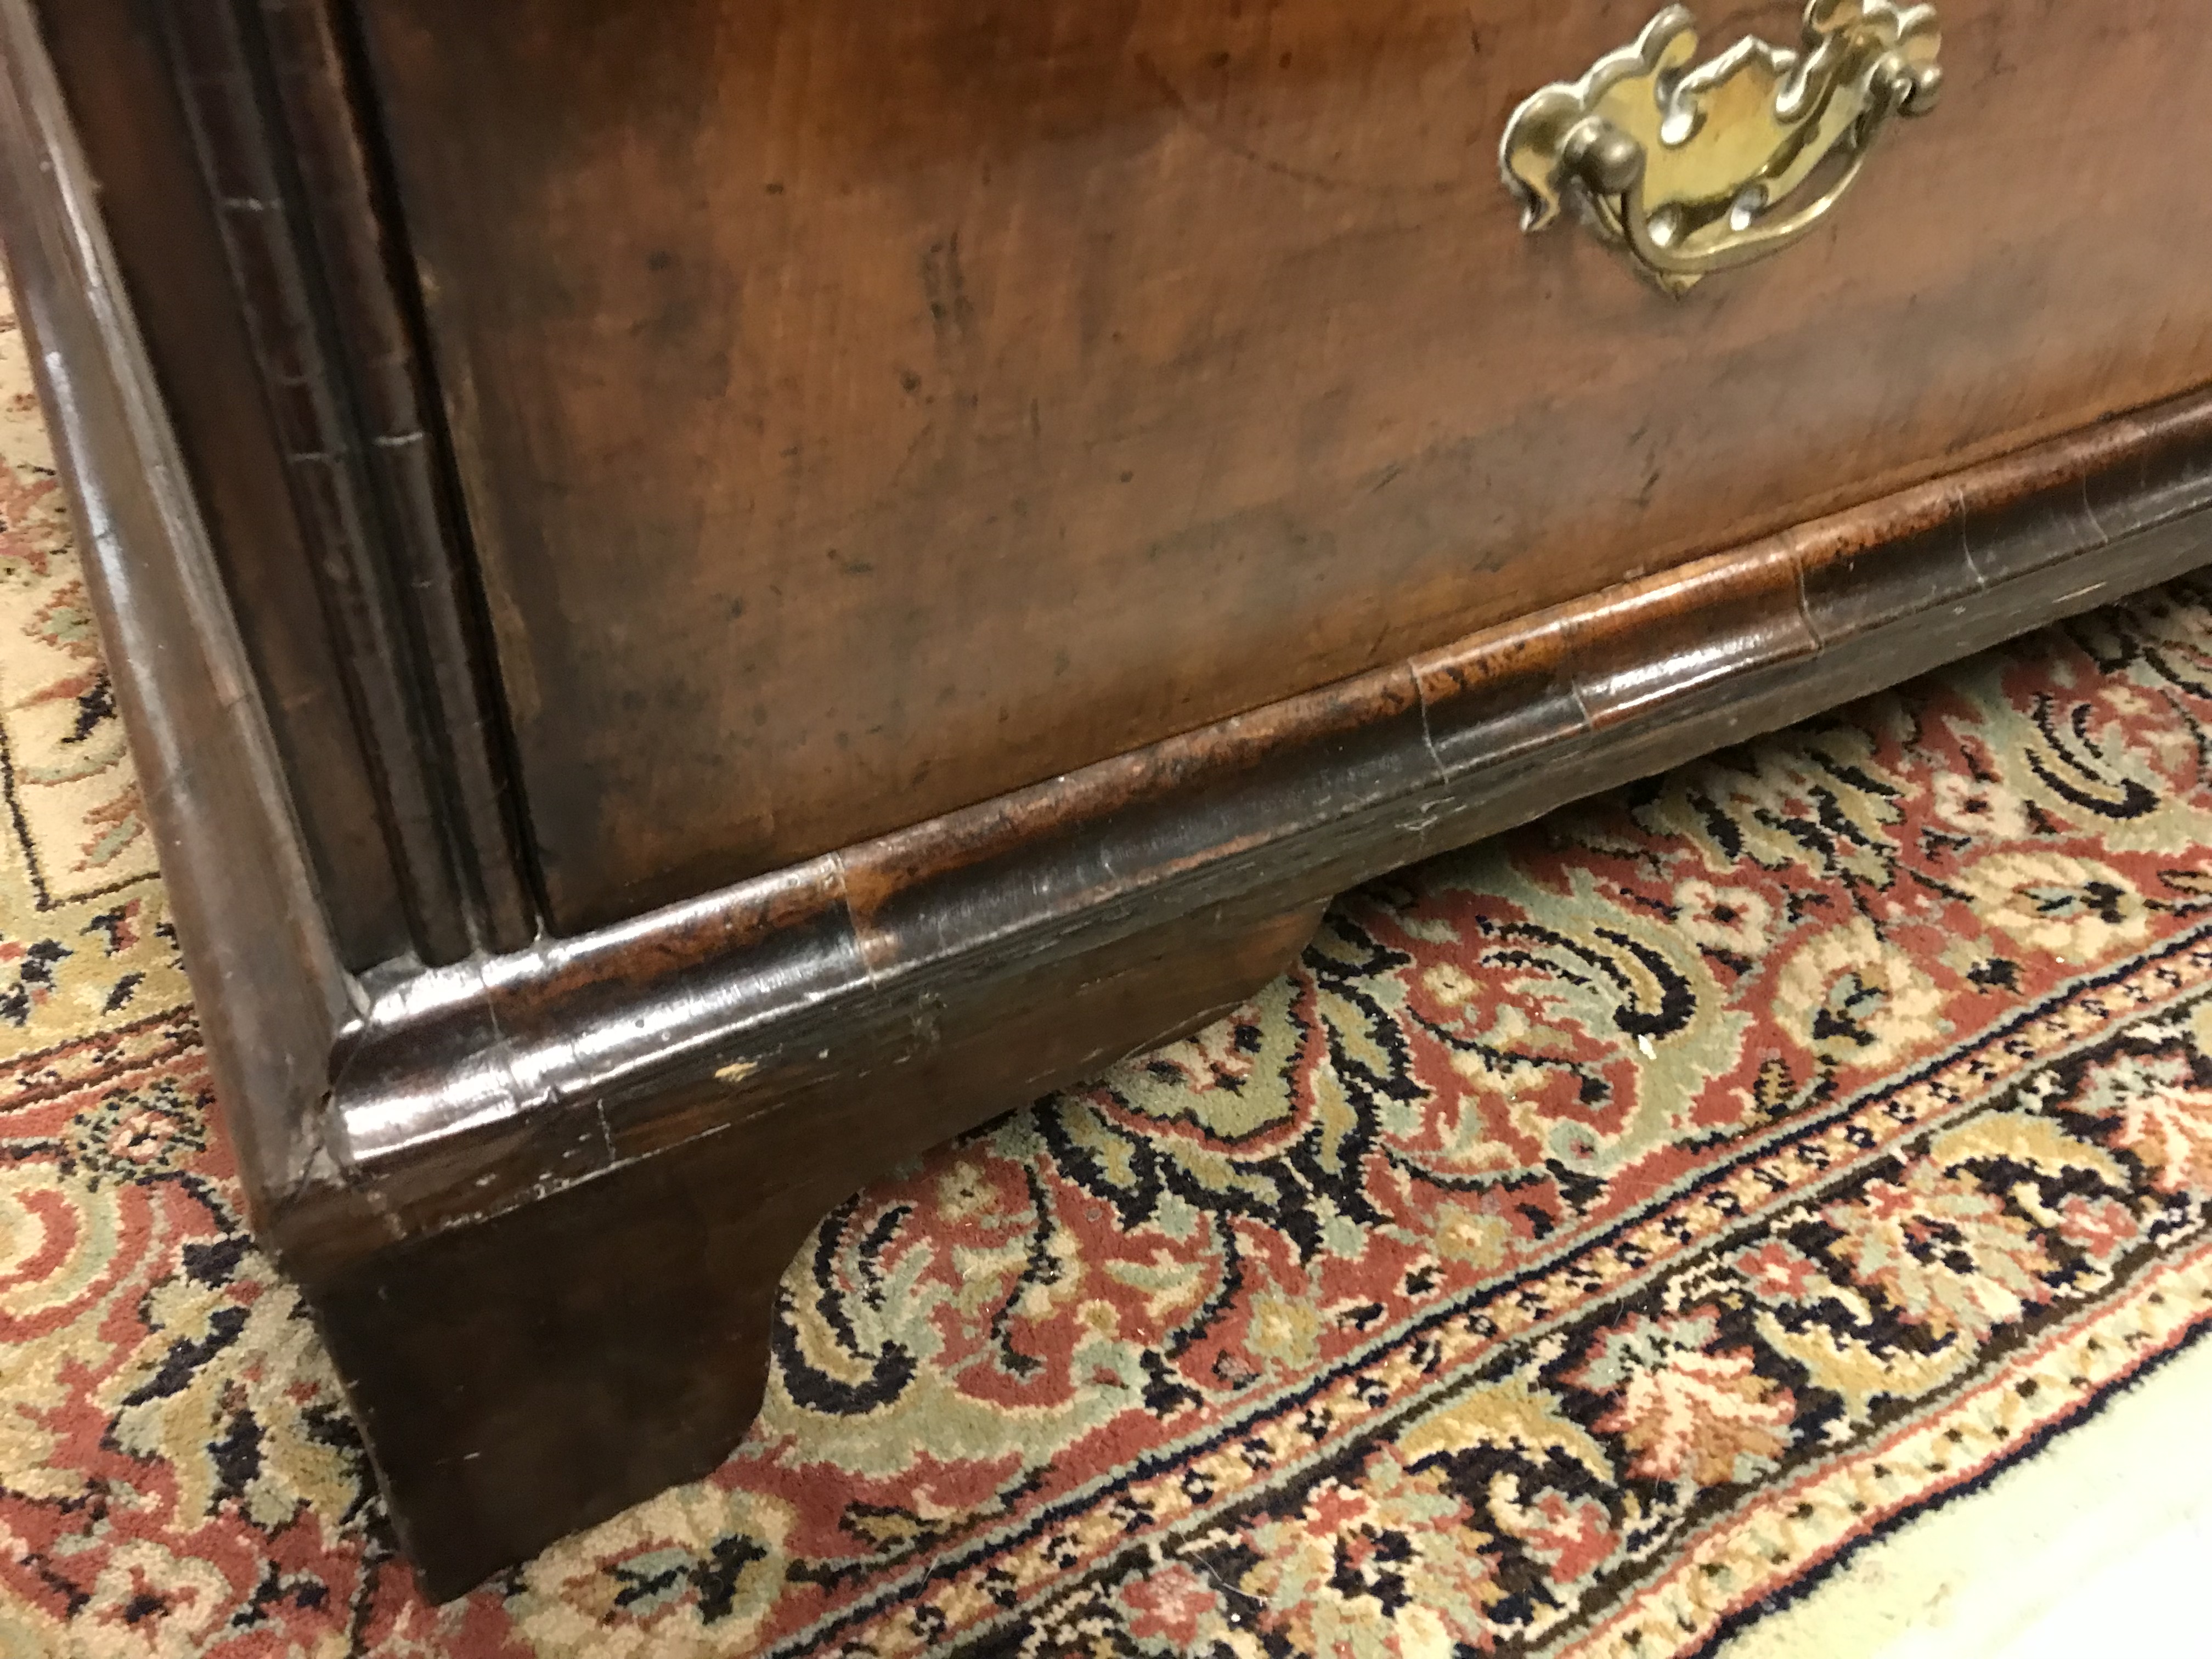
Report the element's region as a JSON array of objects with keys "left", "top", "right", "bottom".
[{"left": 1502, "top": 1, "right": 1943, "bottom": 294}]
